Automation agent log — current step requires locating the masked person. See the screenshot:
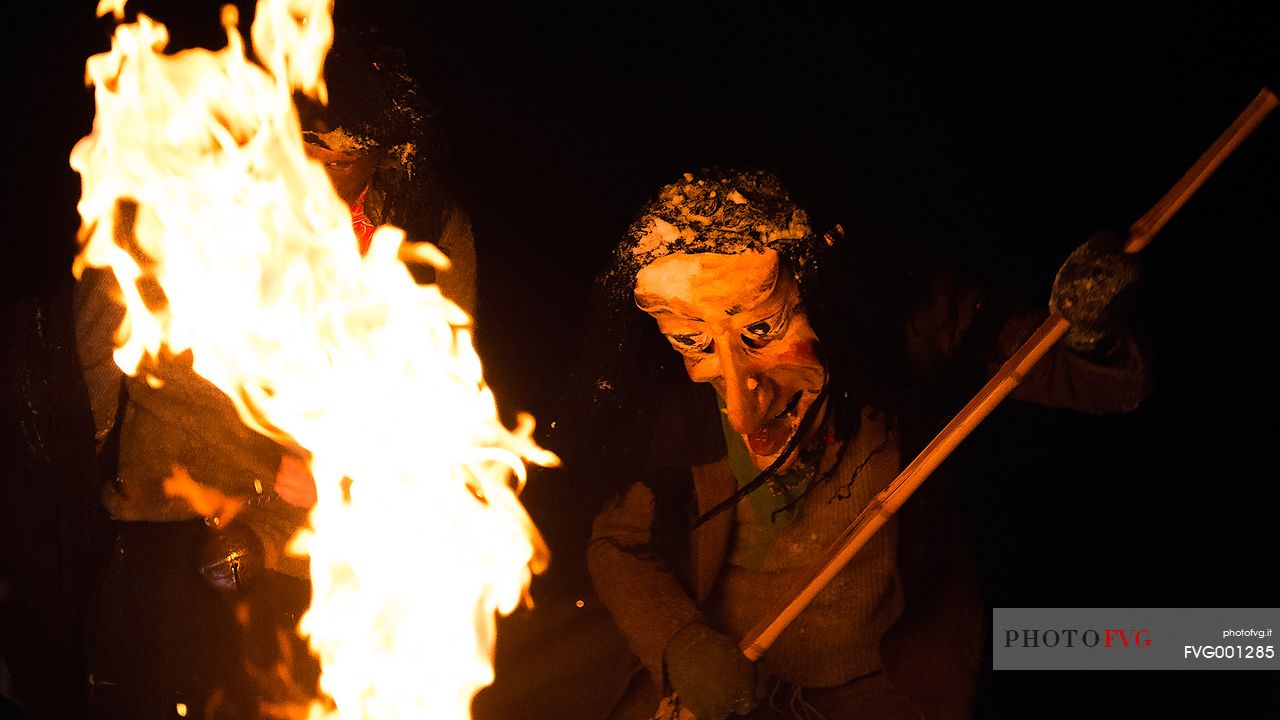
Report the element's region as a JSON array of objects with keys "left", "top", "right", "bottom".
[
  {"left": 576, "top": 168, "right": 1147, "bottom": 720},
  {"left": 296, "top": 21, "right": 477, "bottom": 317},
  {"left": 74, "top": 21, "right": 477, "bottom": 719}
]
